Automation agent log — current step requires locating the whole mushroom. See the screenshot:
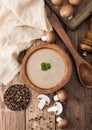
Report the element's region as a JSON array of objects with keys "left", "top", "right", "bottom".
[
  {"left": 51, "top": 0, "right": 63, "bottom": 5},
  {"left": 41, "top": 31, "right": 55, "bottom": 43},
  {"left": 56, "top": 117, "right": 68, "bottom": 128},
  {"left": 38, "top": 94, "right": 50, "bottom": 110},
  {"left": 47, "top": 102, "right": 63, "bottom": 115},
  {"left": 54, "top": 89, "right": 68, "bottom": 102},
  {"left": 59, "top": 4, "right": 74, "bottom": 19},
  {"left": 69, "top": 0, "right": 82, "bottom": 6}
]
